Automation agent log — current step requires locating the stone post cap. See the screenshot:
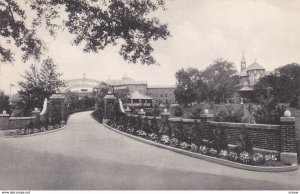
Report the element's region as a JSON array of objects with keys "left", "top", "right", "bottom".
[
  {"left": 280, "top": 116, "right": 295, "bottom": 123},
  {"left": 284, "top": 110, "right": 291, "bottom": 117},
  {"left": 125, "top": 107, "right": 131, "bottom": 112},
  {"left": 0, "top": 110, "right": 9, "bottom": 116},
  {"left": 163, "top": 108, "right": 168, "bottom": 113}
]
